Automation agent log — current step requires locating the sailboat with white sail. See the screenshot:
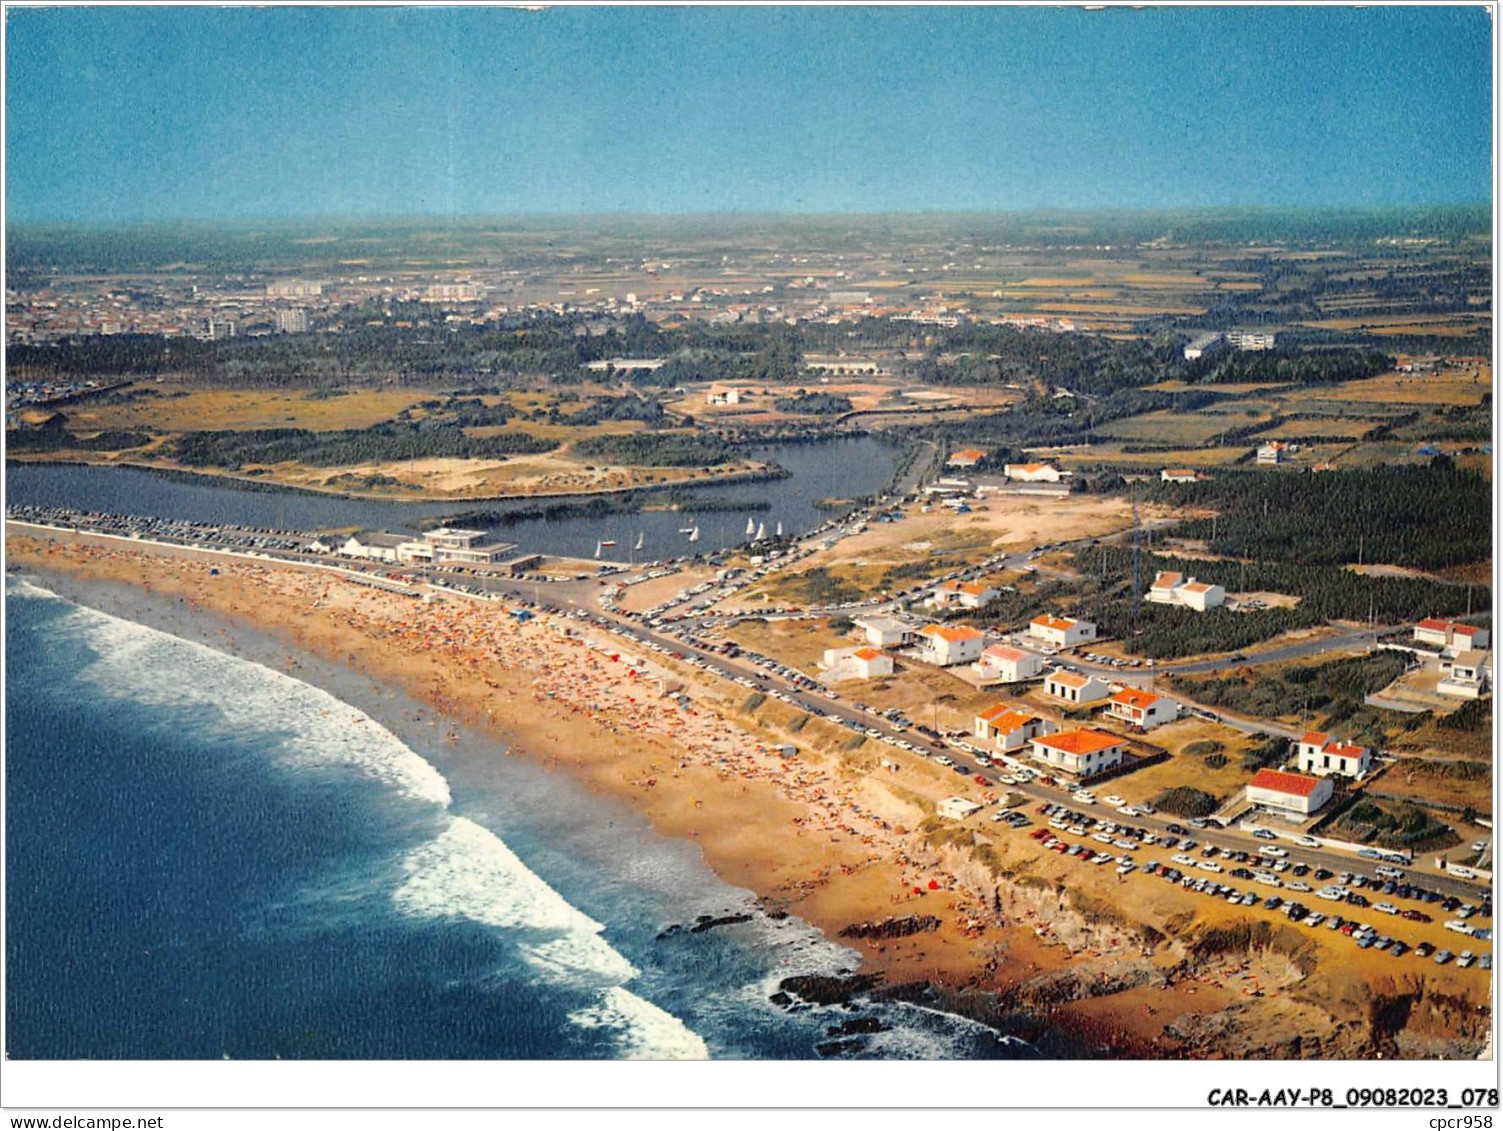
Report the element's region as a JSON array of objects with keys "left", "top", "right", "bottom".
[
  {"left": 745, "top": 517, "right": 756, "bottom": 537},
  {"left": 688, "top": 525, "right": 700, "bottom": 543}
]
